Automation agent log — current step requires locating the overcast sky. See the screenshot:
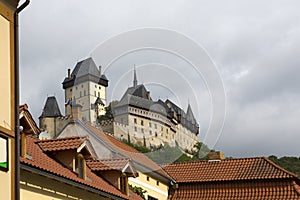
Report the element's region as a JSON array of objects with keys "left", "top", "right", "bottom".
[{"left": 19, "top": 0, "right": 300, "bottom": 158}]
